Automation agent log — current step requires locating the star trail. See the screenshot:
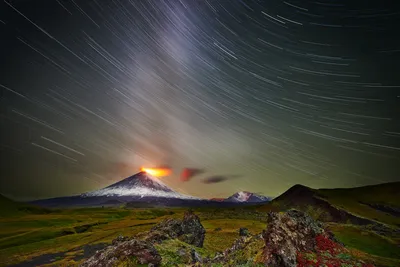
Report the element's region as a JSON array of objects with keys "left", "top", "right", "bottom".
[{"left": 0, "top": 0, "right": 399, "bottom": 200}]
